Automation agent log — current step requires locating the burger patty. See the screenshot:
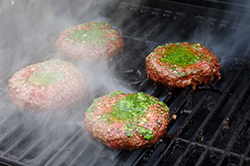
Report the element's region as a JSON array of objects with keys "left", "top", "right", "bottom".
[
  {"left": 8, "top": 59, "right": 87, "bottom": 111},
  {"left": 83, "top": 91, "right": 170, "bottom": 151},
  {"left": 55, "top": 21, "right": 124, "bottom": 63},
  {"left": 145, "top": 42, "right": 222, "bottom": 90}
]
